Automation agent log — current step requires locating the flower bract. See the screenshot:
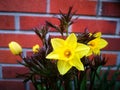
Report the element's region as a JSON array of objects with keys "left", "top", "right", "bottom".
[
  {"left": 8, "top": 41, "right": 22, "bottom": 55},
  {"left": 46, "top": 33, "right": 90, "bottom": 75}
]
